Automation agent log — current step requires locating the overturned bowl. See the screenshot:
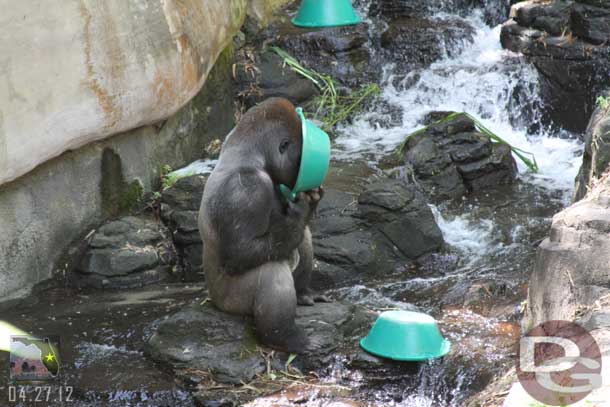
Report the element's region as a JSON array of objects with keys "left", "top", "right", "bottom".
[
  {"left": 360, "top": 310, "right": 451, "bottom": 361},
  {"left": 280, "top": 107, "right": 331, "bottom": 202}
]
